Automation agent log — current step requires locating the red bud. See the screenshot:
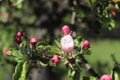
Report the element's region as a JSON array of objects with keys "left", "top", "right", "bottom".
[
  {"left": 1, "top": 12, "right": 9, "bottom": 19},
  {"left": 3, "top": 49, "right": 9, "bottom": 55},
  {"left": 68, "top": 58, "right": 75, "bottom": 64},
  {"left": 30, "top": 37, "right": 38, "bottom": 45},
  {"left": 16, "top": 32, "right": 23, "bottom": 38},
  {"left": 52, "top": 54, "right": 60, "bottom": 64},
  {"left": 100, "top": 74, "right": 112, "bottom": 80},
  {"left": 62, "top": 25, "right": 71, "bottom": 35},
  {"left": 15, "top": 37, "right": 21, "bottom": 44},
  {"left": 81, "top": 40, "right": 90, "bottom": 49},
  {"left": 111, "top": 10, "right": 116, "bottom": 16}
]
